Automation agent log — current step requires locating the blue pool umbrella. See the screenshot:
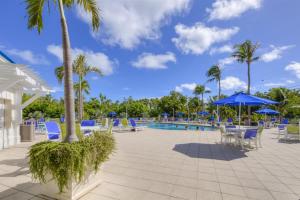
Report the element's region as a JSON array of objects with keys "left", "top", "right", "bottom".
[
  {"left": 214, "top": 92, "right": 278, "bottom": 126},
  {"left": 108, "top": 112, "right": 117, "bottom": 117},
  {"left": 161, "top": 112, "right": 170, "bottom": 117},
  {"left": 255, "top": 108, "right": 279, "bottom": 115},
  {"left": 176, "top": 112, "right": 185, "bottom": 117},
  {"left": 214, "top": 92, "right": 278, "bottom": 106},
  {"left": 198, "top": 111, "right": 209, "bottom": 116}
]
